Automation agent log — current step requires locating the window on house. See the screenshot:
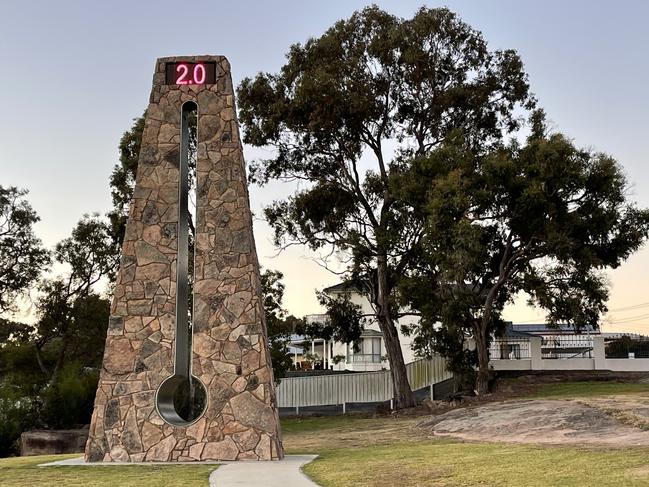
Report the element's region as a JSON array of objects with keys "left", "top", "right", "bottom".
[
  {"left": 346, "top": 337, "right": 382, "bottom": 363},
  {"left": 367, "top": 338, "right": 381, "bottom": 362}
]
